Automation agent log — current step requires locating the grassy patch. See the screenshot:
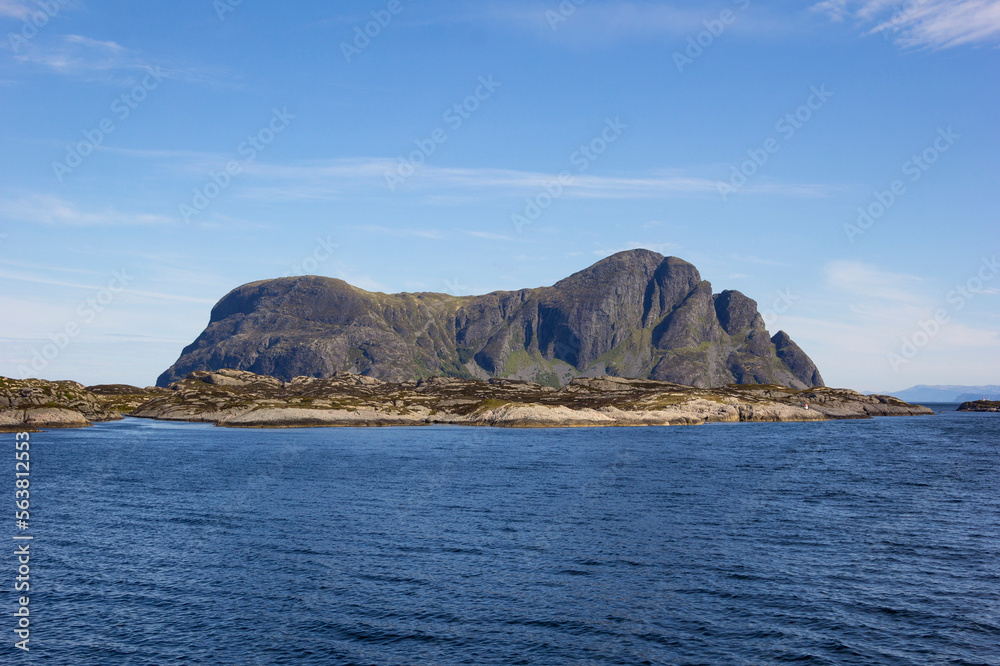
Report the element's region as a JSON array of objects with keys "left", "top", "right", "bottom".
[{"left": 473, "top": 398, "right": 512, "bottom": 413}]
